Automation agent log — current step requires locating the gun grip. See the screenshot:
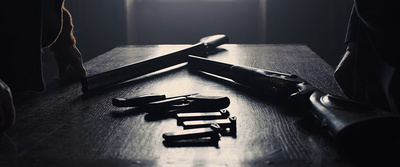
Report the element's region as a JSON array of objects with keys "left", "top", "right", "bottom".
[{"left": 310, "top": 90, "right": 400, "bottom": 145}]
